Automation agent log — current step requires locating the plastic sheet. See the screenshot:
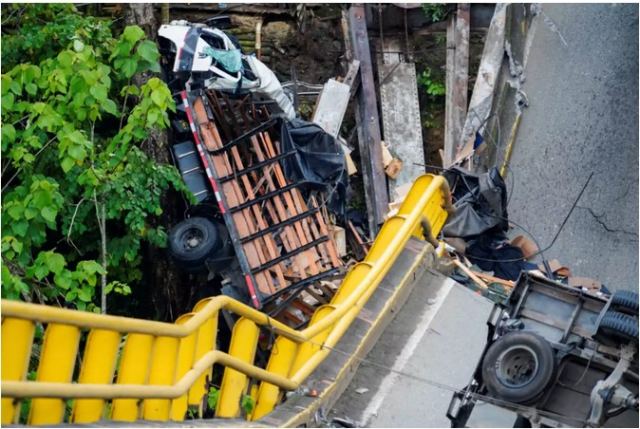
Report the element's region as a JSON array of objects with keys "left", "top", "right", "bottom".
[
  {"left": 442, "top": 167, "right": 508, "bottom": 238},
  {"left": 280, "top": 118, "right": 348, "bottom": 220}
]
